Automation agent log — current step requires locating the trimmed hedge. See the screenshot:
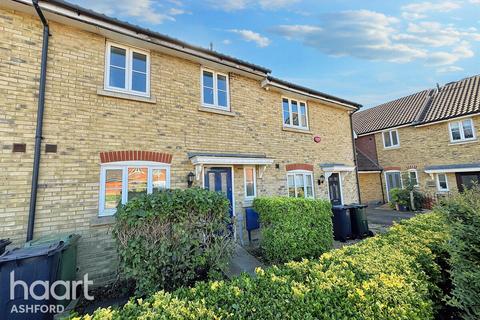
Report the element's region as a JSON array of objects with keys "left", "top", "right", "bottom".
[
  {"left": 253, "top": 197, "right": 333, "bottom": 263},
  {"left": 79, "top": 212, "right": 450, "bottom": 320},
  {"left": 438, "top": 187, "right": 480, "bottom": 319},
  {"left": 113, "top": 188, "right": 234, "bottom": 295}
]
